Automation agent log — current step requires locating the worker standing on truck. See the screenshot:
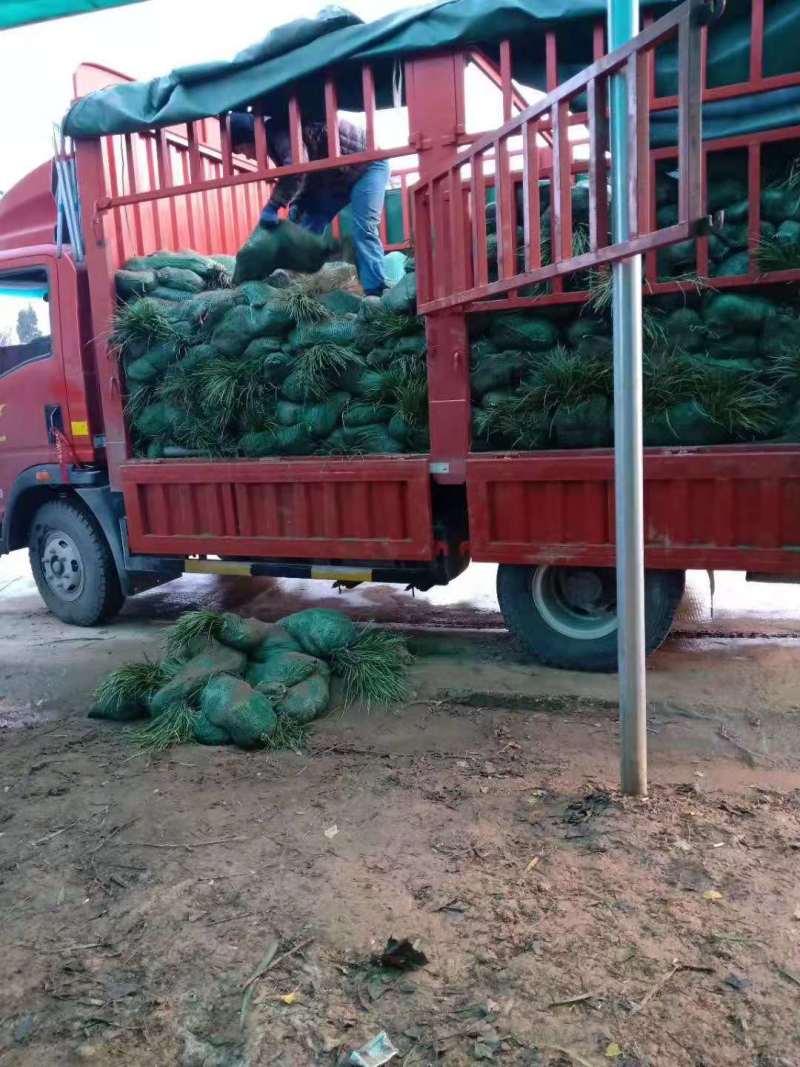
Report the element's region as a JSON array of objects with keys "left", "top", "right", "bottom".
[{"left": 230, "top": 112, "right": 389, "bottom": 296}]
